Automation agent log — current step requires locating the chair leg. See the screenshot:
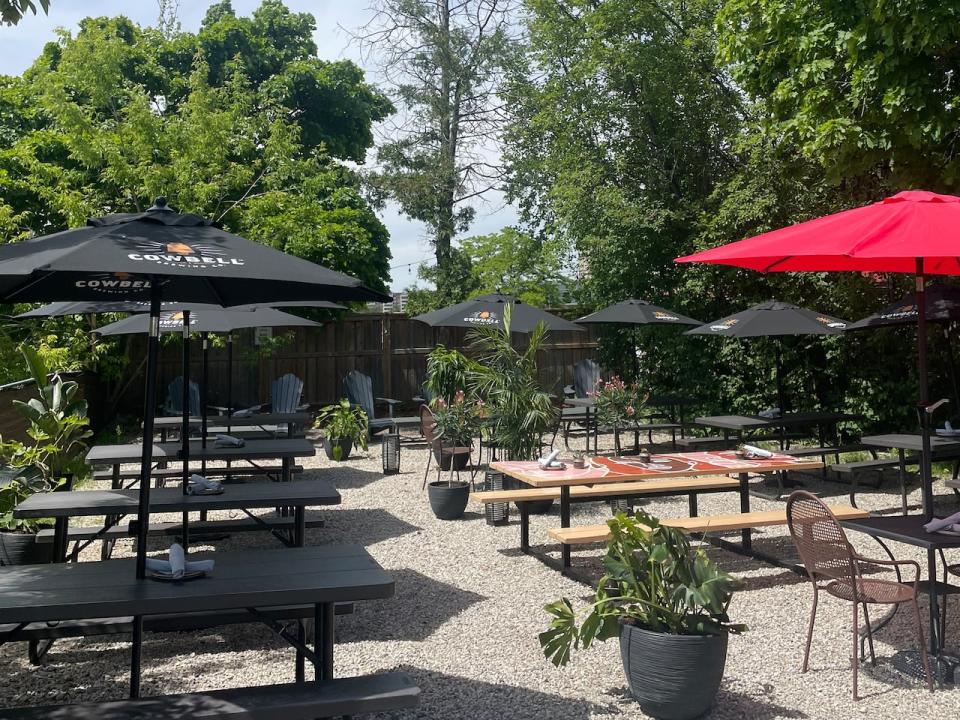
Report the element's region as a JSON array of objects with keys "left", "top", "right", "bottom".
[
  {"left": 852, "top": 601, "right": 860, "bottom": 701},
  {"left": 861, "top": 602, "right": 876, "bottom": 665},
  {"left": 802, "top": 584, "right": 818, "bottom": 673},
  {"left": 422, "top": 451, "right": 432, "bottom": 490},
  {"left": 910, "top": 599, "right": 934, "bottom": 691}
]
